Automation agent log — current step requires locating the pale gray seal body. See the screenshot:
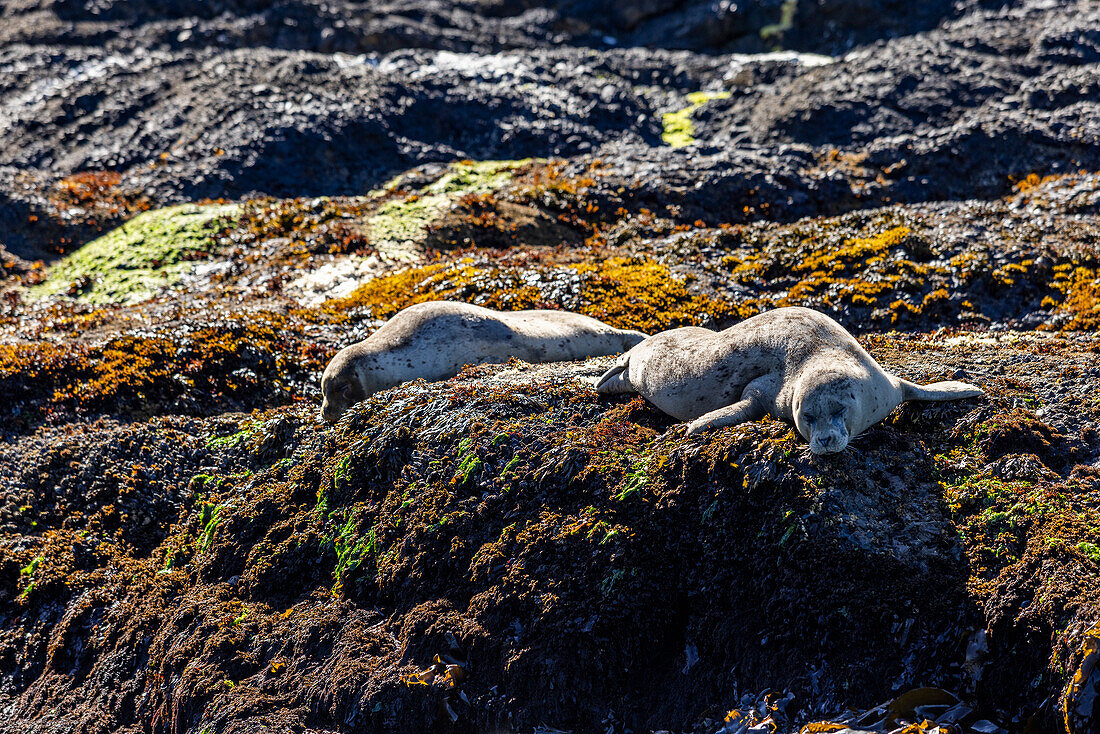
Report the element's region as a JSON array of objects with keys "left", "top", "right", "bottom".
[
  {"left": 596, "top": 307, "right": 982, "bottom": 454},
  {"left": 322, "top": 301, "right": 648, "bottom": 422}
]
